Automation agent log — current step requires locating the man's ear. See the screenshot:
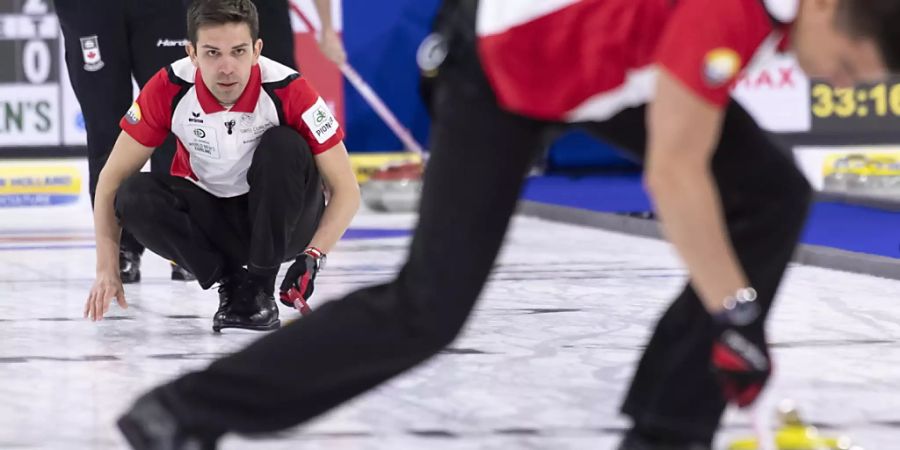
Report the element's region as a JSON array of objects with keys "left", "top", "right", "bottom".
[
  {"left": 187, "top": 42, "right": 198, "bottom": 67},
  {"left": 253, "top": 38, "right": 263, "bottom": 62}
]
